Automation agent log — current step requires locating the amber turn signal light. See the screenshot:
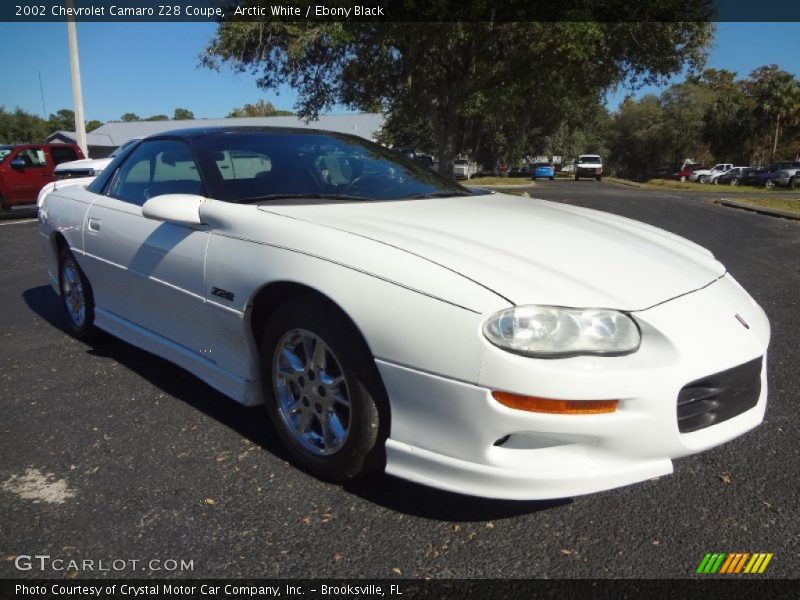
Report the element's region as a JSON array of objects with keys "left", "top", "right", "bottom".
[{"left": 492, "top": 391, "right": 618, "bottom": 414}]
